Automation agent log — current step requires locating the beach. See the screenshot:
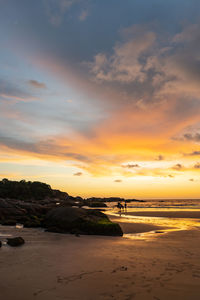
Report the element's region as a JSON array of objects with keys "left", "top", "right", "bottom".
[
  {"left": 2, "top": 0, "right": 200, "bottom": 298},
  {"left": 1, "top": 206, "right": 200, "bottom": 300}
]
